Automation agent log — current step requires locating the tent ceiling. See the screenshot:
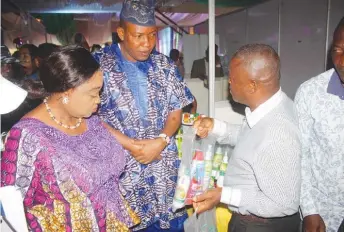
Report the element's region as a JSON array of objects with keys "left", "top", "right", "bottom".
[{"left": 6, "top": 0, "right": 258, "bottom": 27}]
